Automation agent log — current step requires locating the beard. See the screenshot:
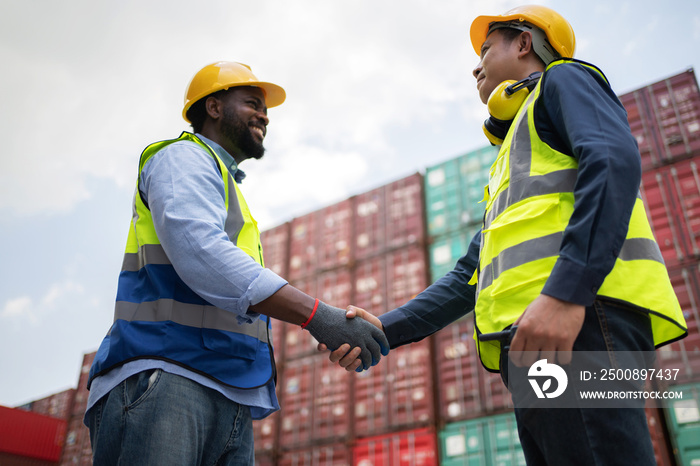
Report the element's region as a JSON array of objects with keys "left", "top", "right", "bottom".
[{"left": 221, "top": 106, "right": 265, "bottom": 160}]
